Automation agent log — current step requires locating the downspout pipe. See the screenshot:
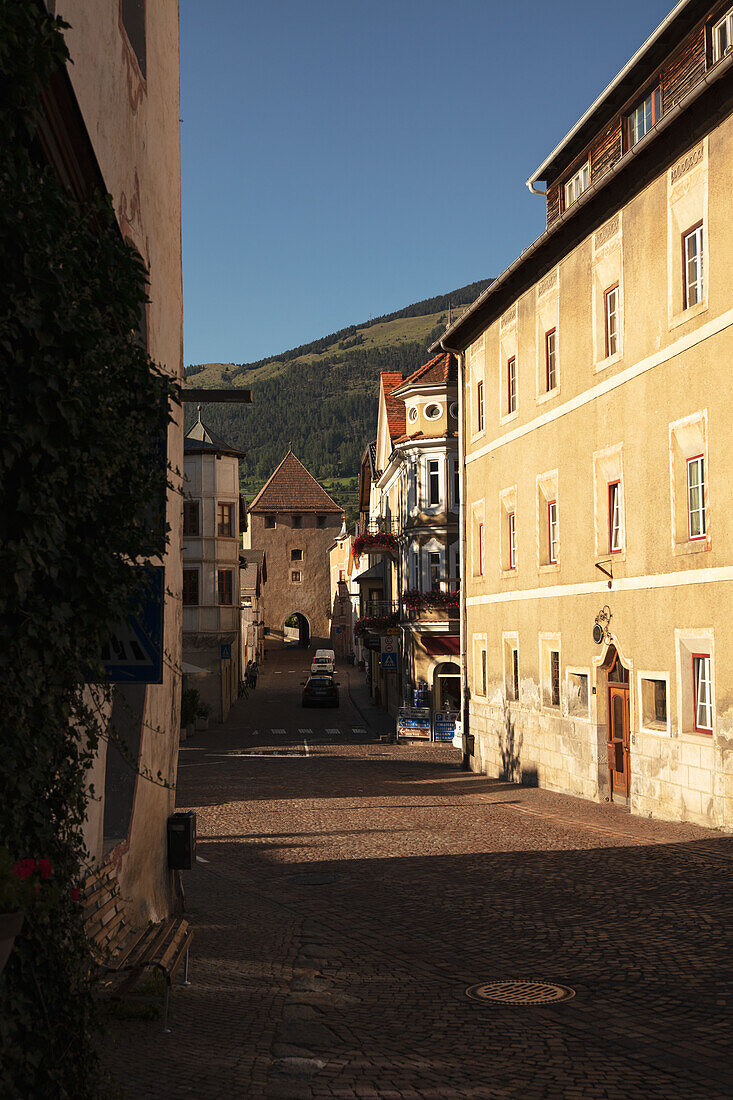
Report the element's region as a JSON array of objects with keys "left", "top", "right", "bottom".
[{"left": 440, "top": 338, "right": 470, "bottom": 771}]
